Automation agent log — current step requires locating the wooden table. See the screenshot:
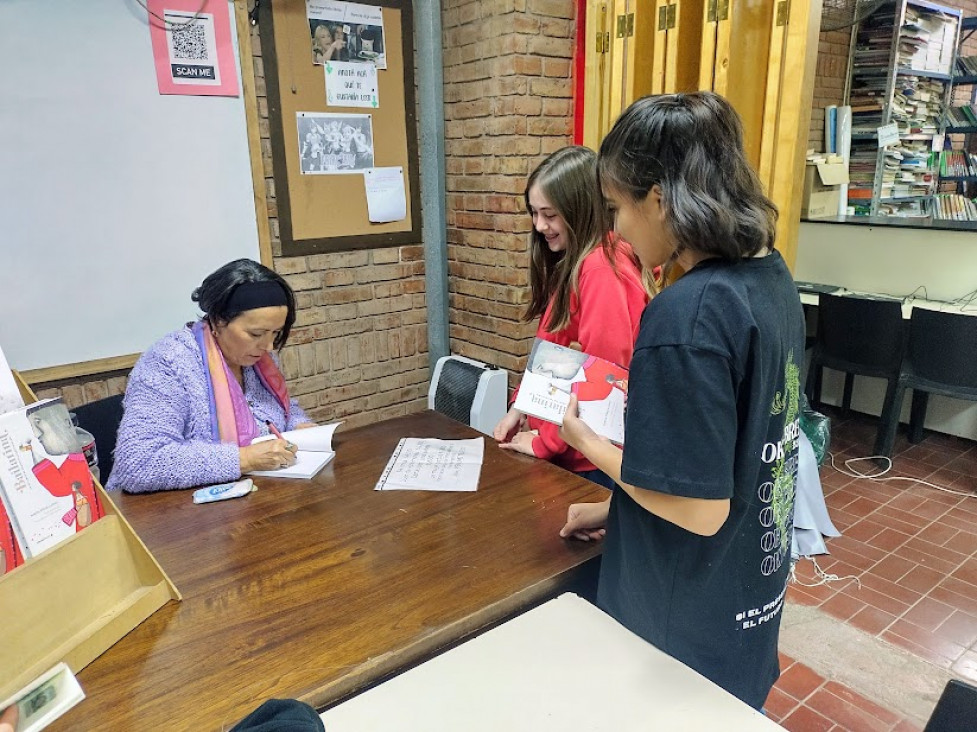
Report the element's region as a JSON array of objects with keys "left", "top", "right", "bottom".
[{"left": 52, "top": 411, "right": 606, "bottom": 731}]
